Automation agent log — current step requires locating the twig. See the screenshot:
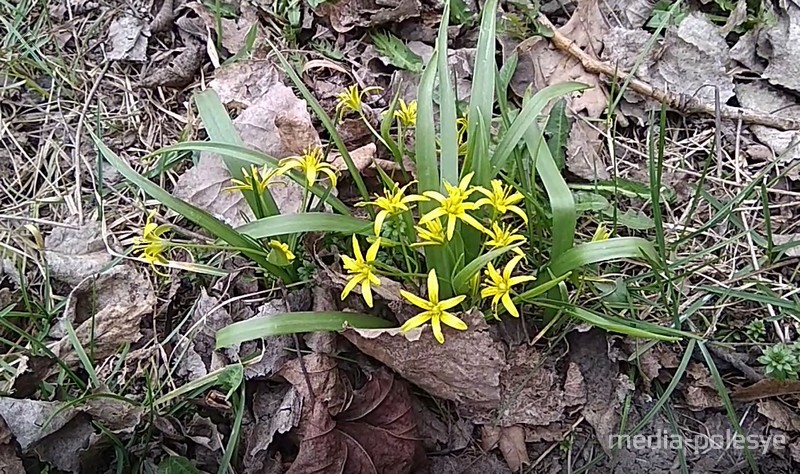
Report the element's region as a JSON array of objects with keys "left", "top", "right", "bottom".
[{"left": 536, "top": 14, "right": 800, "bottom": 131}]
